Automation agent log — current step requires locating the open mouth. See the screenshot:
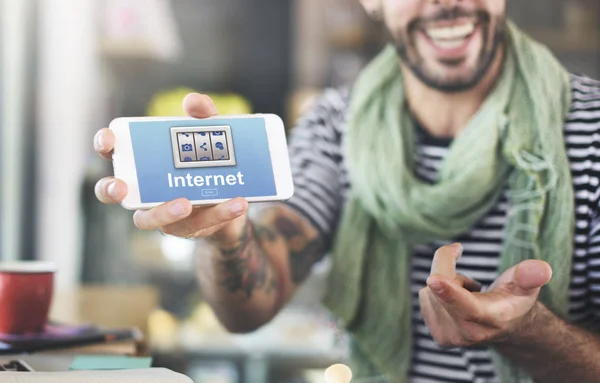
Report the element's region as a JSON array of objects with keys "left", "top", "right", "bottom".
[{"left": 421, "top": 20, "right": 479, "bottom": 53}]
